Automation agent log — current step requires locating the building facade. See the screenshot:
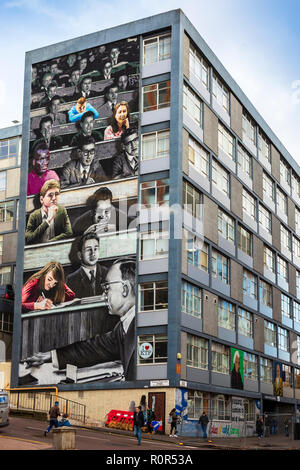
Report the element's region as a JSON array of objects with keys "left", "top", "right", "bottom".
[{"left": 9, "top": 10, "right": 300, "bottom": 435}]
